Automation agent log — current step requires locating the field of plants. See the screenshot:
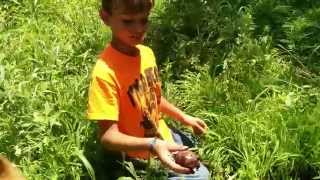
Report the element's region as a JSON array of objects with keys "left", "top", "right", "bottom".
[{"left": 1, "top": 0, "right": 320, "bottom": 179}]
